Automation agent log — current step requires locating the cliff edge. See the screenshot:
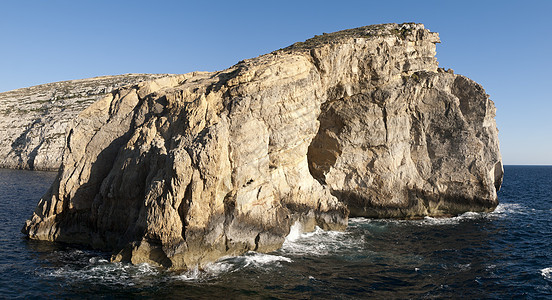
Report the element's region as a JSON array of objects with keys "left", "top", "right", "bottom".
[{"left": 23, "top": 23, "right": 503, "bottom": 269}]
